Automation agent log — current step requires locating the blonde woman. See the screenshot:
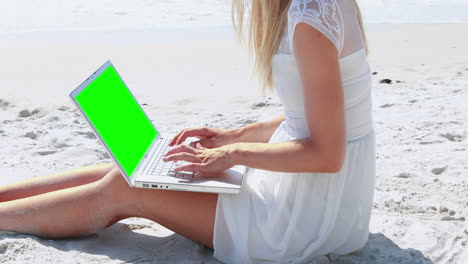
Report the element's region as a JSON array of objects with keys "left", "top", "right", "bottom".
[{"left": 0, "top": 0, "right": 375, "bottom": 263}]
